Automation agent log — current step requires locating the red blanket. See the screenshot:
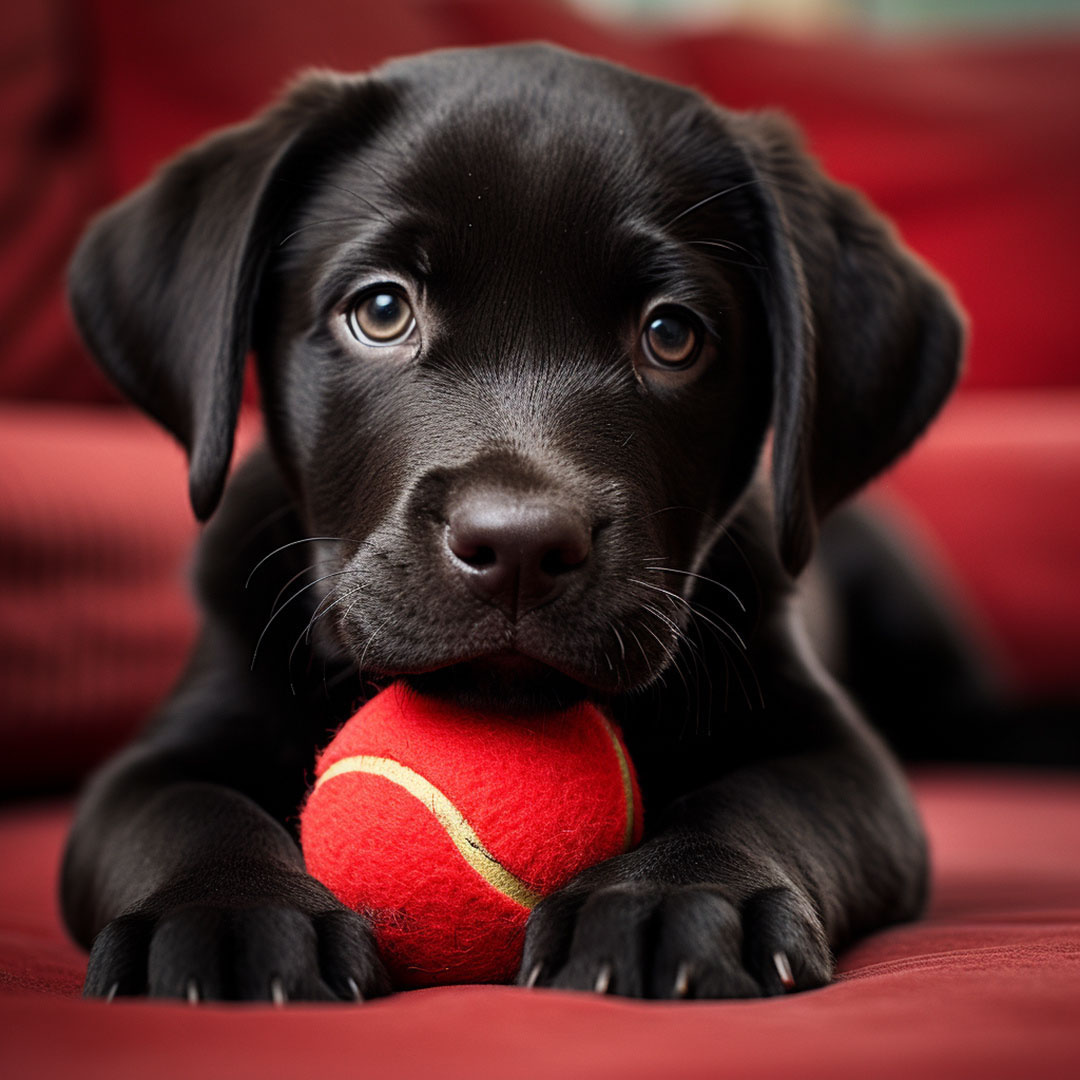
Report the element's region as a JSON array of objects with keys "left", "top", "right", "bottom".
[{"left": 3, "top": 771, "right": 1077, "bottom": 1079}]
